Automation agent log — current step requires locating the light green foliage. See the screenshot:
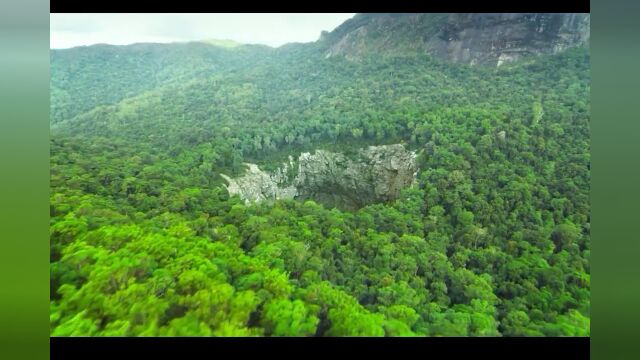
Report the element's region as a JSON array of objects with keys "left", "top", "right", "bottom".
[
  {"left": 262, "top": 299, "right": 319, "bottom": 336},
  {"left": 49, "top": 34, "right": 590, "bottom": 336},
  {"left": 532, "top": 100, "right": 544, "bottom": 125},
  {"left": 327, "top": 308, "right": 385, "bottom": 337}
]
